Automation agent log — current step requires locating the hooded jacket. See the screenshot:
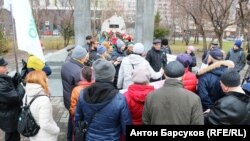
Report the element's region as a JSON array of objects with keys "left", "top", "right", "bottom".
[
  {"left": 124, "top": 84, "right": 154, "bottom": 125},
  {"left": 0, "top": 74, "right": 25, "bottom": 132},
  {"left": 117, "top": 54, "right": 162, "bottom": 89},
  {"left": 197, "top": 60, "right": 235, "bottom": 111},
  {"left": 24, "top": 83, "right": 60, "bottom": 141},
  {"left": 75, "top": 82, "right": 131, "bottom": 141}
]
